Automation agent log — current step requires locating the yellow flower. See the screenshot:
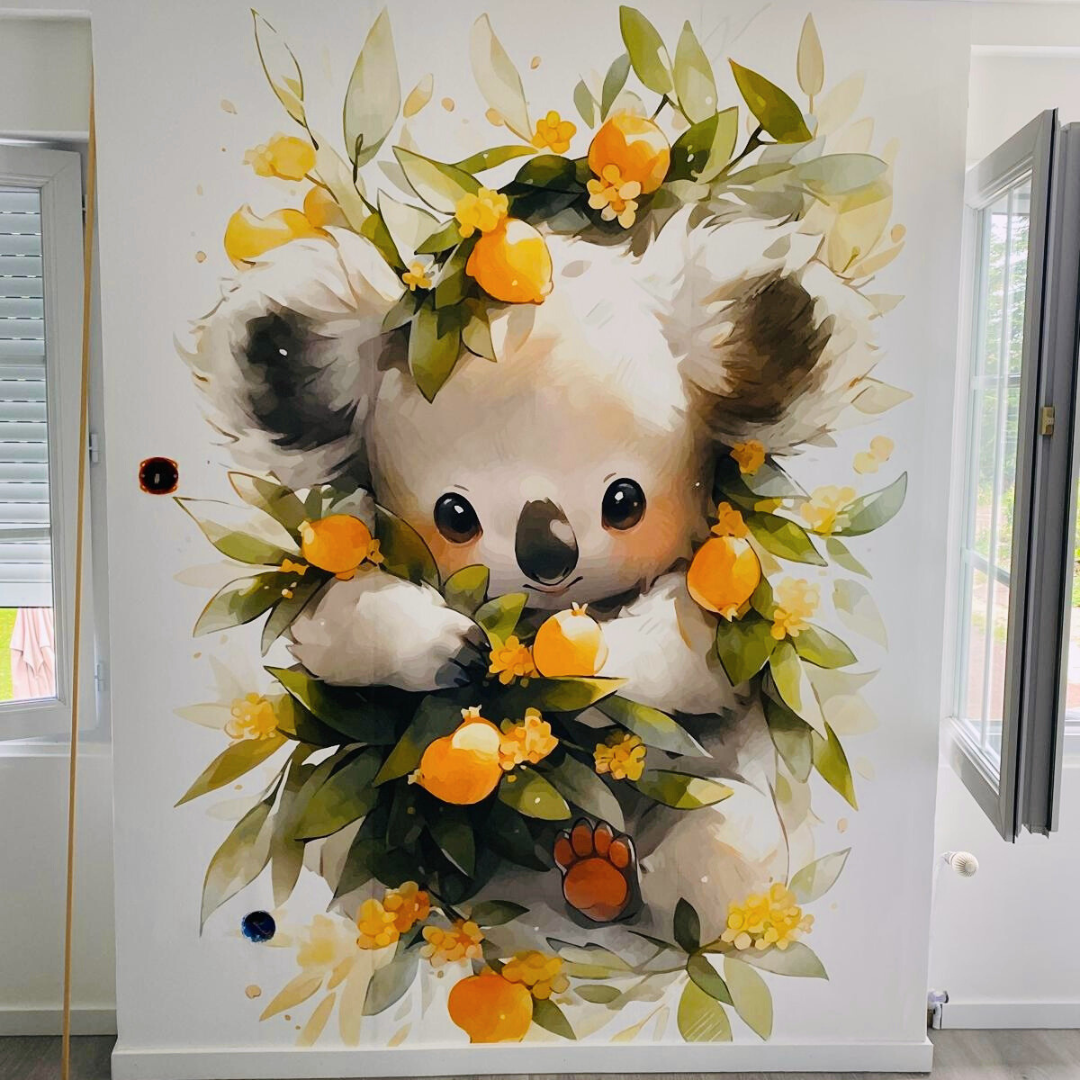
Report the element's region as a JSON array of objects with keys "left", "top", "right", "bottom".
[
  {"left": 721, "top": 883, "right": 814, "bottom": 952},
  {"left": 711, "top": 501, "right": 748, "bottom": 539},
  {"left": 730, "top": 440, "right": 766, "bottom": 475},
  {"left": 455, "top": 187, "right": 509, "bottom": 238},
  {"left": 296, "top": 914, "right": 360, "bottom": 975},
  {"left": 382, "top": 881, "right": 430, "bottom": 934},
  {"left": 223, "top": 205, "right": 328, "bottom": 268},
  {"left": 488, "top": 635, "right": 538, "bottom": 685},
  {"left": 800, "top": 485, "right": 857, "bottom": 535},
  {"left": 594, "top": 730, "right": 646, "bottom": 782},
  {"left": 225, "top": 692, "right": 278, "bottom": 741},
  {"left": 243, "top": 134, "right": 316, "bottom": 181},
  {"left": 401, "top": 260, "right": 432, "bottom": 291},
  {"left": 854, "top": 435, "right": 895, "bottom": 475},
  {"left": 356, "top": 897, "right": 400, "bottom": 950},
  {"left": 501, "top": 950, "right": 569, "bottom": 1000},
  {"left": 420, "top": 920, "right": 484, "bottom": 967},
  {"left": 770, "top": 577, "right": 819, "bottom": 641},
  {"left": 586, "top": 164, "right": 641, "bottom": 228},
  {"left": 279, "top": 558, "right": 308, "bottom": 576},
  {"left": 587, "top": 112, "right": 670, "bottom": 194},
  {"left": 499, "top": 708, "right": 558, "bottom": 770},
  {"left": 532, "top": 110, "right": 576, "bottom": 154}
]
